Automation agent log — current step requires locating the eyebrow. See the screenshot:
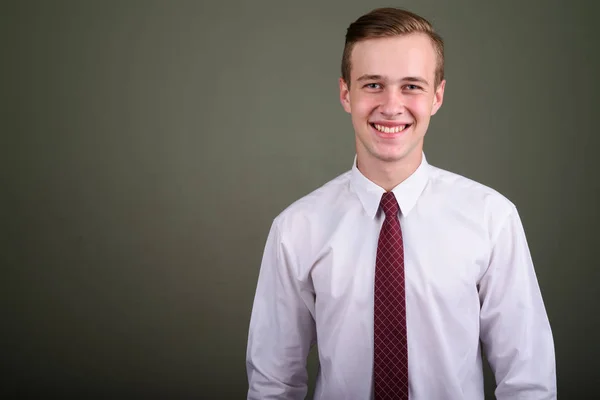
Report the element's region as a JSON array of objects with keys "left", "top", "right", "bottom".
[
  {"left": 356, "top": 74, "right": 385, "bottom": 82},
  {"left": 356, "top": 74, "right": 430, "bottom": 86}
]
